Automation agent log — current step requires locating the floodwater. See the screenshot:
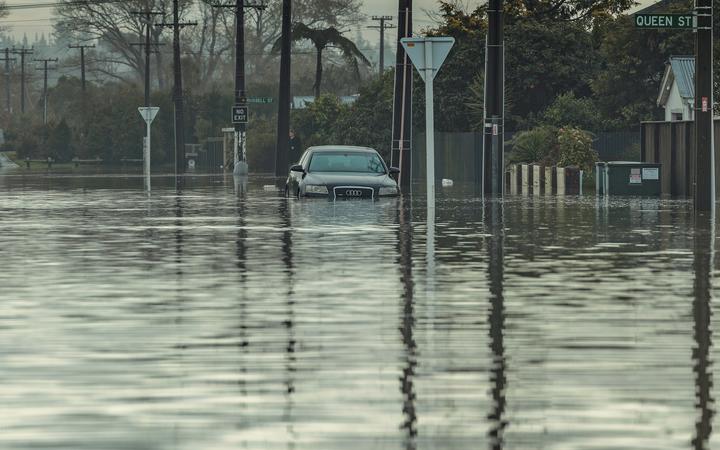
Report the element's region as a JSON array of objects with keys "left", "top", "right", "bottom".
[{"left": 0, "top": 171, "right": 716, "bottom": 450}]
